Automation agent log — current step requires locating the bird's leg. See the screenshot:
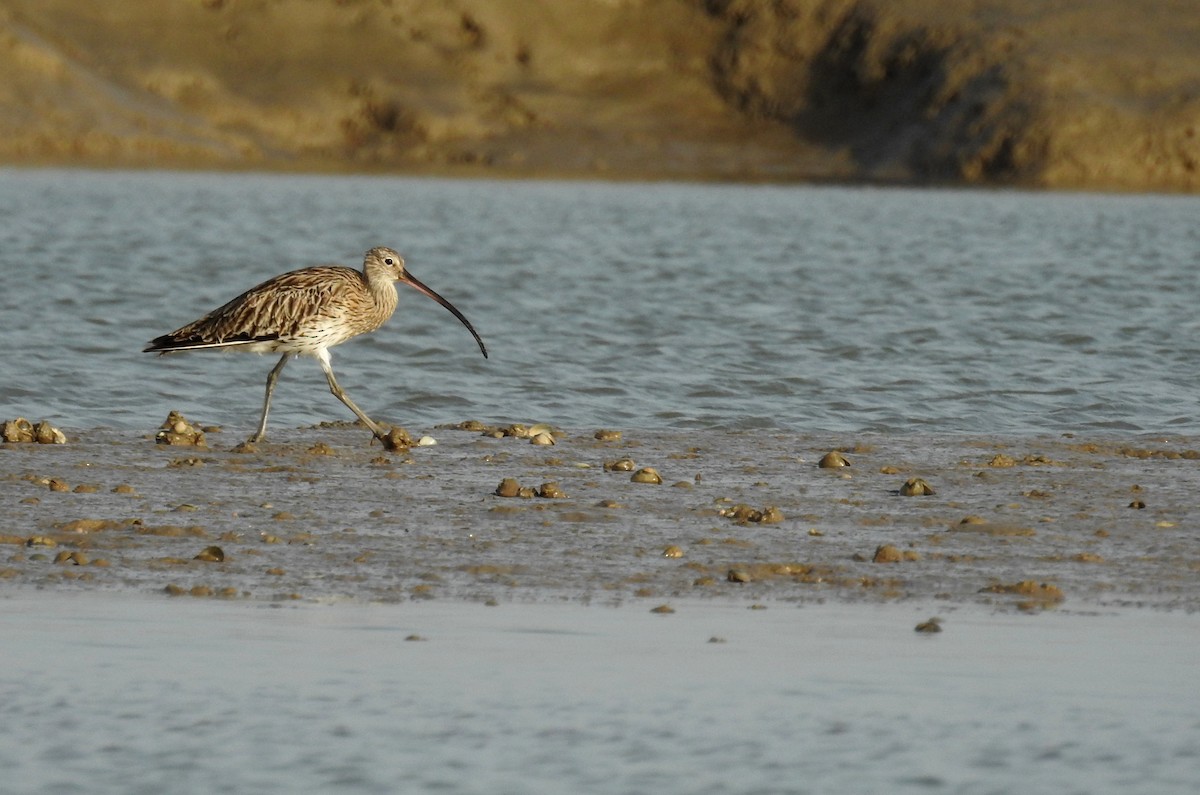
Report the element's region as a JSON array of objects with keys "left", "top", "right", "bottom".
[
  {"left": 316, "top": 351, "right": 388, "bottom": 439},
  {"left": 248, "top": 354, "right": 289, "bottom": 444}
]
